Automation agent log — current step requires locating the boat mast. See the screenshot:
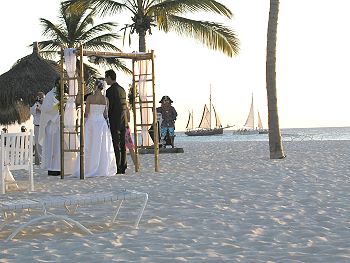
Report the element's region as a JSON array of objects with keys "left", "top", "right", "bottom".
[{"left": 209, "top": 84, "right": 212, "bottom": 129}]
